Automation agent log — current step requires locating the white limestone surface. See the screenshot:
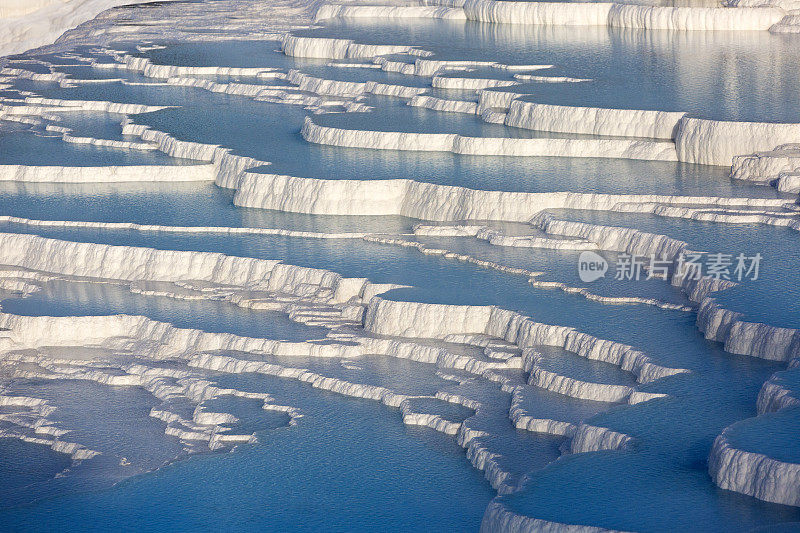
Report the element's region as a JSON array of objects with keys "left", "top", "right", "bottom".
[
  {"left": 676, "top": 118, "right": 800, "bottom": 167},
  {"left": 505, "top": 100, "right": 686, "bottom": 139},
  {"left": 0, "top": 164, "right": 214, "bottom": 182},
  {"left": 709, "top": 426, "right": 800, "bottom": 506}
]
